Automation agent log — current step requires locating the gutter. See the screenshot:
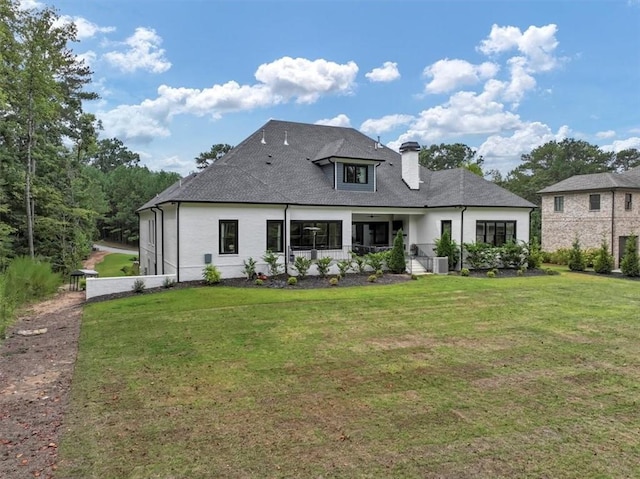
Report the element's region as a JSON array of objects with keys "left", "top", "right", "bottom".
[
  {"left": 460, "top": 206, "right": 467, "bottom": 269},
  {"left": 151, "top": 207, "right": 159, "bottom": 274},
  {"left": 284, "top": 204, "right": 289, "bottom": 273},
  {"left": 160, "top": 207, "right": 165, "bottom": 274},
  {"left": 611, "top": 189, "right": 615, "bottom": 259},
  {"left": 135, "top": 211, "right": 141, "bottom": 272},
  {"left": 176, "top": 201, "right": 181, "bottom": 282}
]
